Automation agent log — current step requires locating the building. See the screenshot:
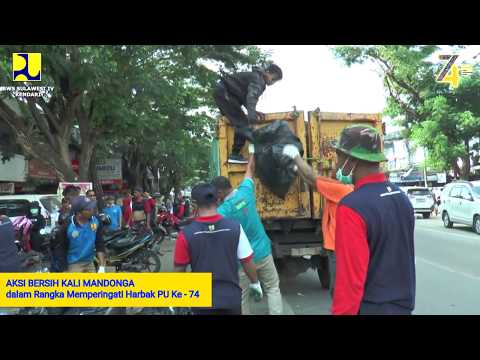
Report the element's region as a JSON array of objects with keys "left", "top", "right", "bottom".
[{"left": 383, "top": 120, "right": 447, "bottom": 187}]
